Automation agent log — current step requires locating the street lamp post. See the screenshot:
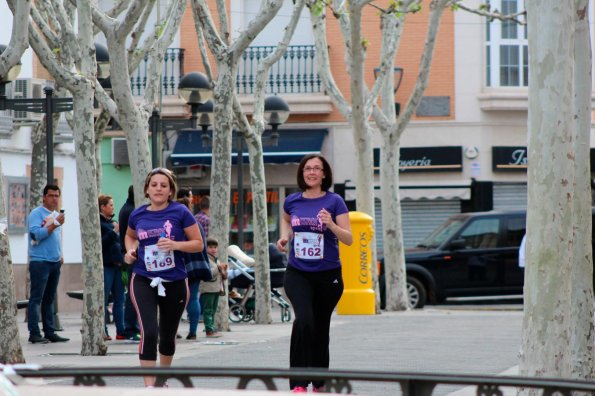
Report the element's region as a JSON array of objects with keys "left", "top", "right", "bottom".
[
  {"left": 0, "top": 84, "right": 74, "bottom": 185},
  {"left": 150, "top": 109, "right": 161, "bottom": 168},
  {"left": 197, "top": 100, "right": 214, "bottom": 148}
]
